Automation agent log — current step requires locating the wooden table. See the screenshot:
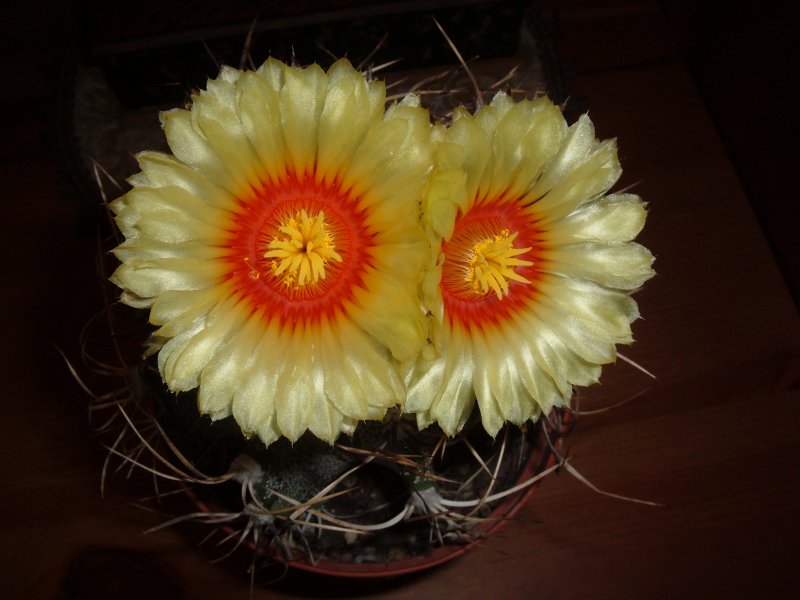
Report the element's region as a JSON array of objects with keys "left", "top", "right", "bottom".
[{"left": 2, "top": 3, "right": 798, "bottom": 599}]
